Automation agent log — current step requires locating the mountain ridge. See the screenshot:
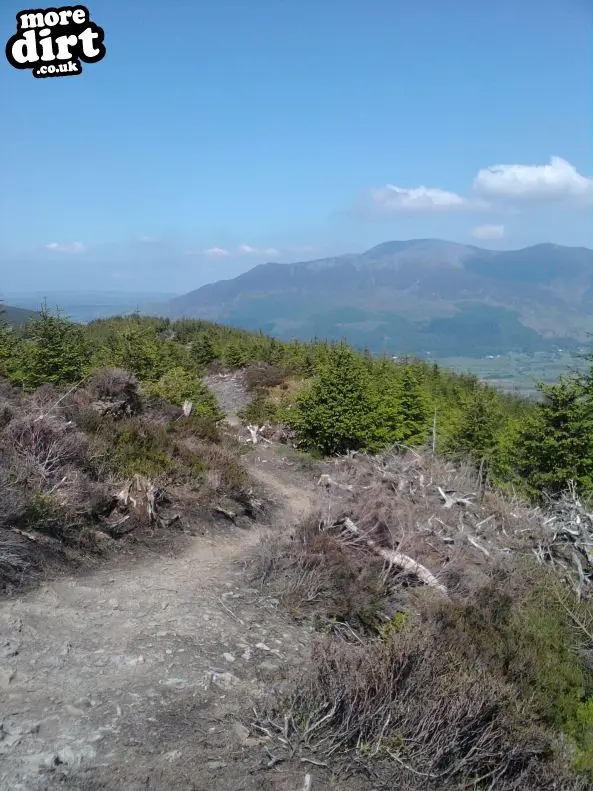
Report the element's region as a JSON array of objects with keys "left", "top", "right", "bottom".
[{"left": 165, "top": 239, "right": 593, "bottom": 357}]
